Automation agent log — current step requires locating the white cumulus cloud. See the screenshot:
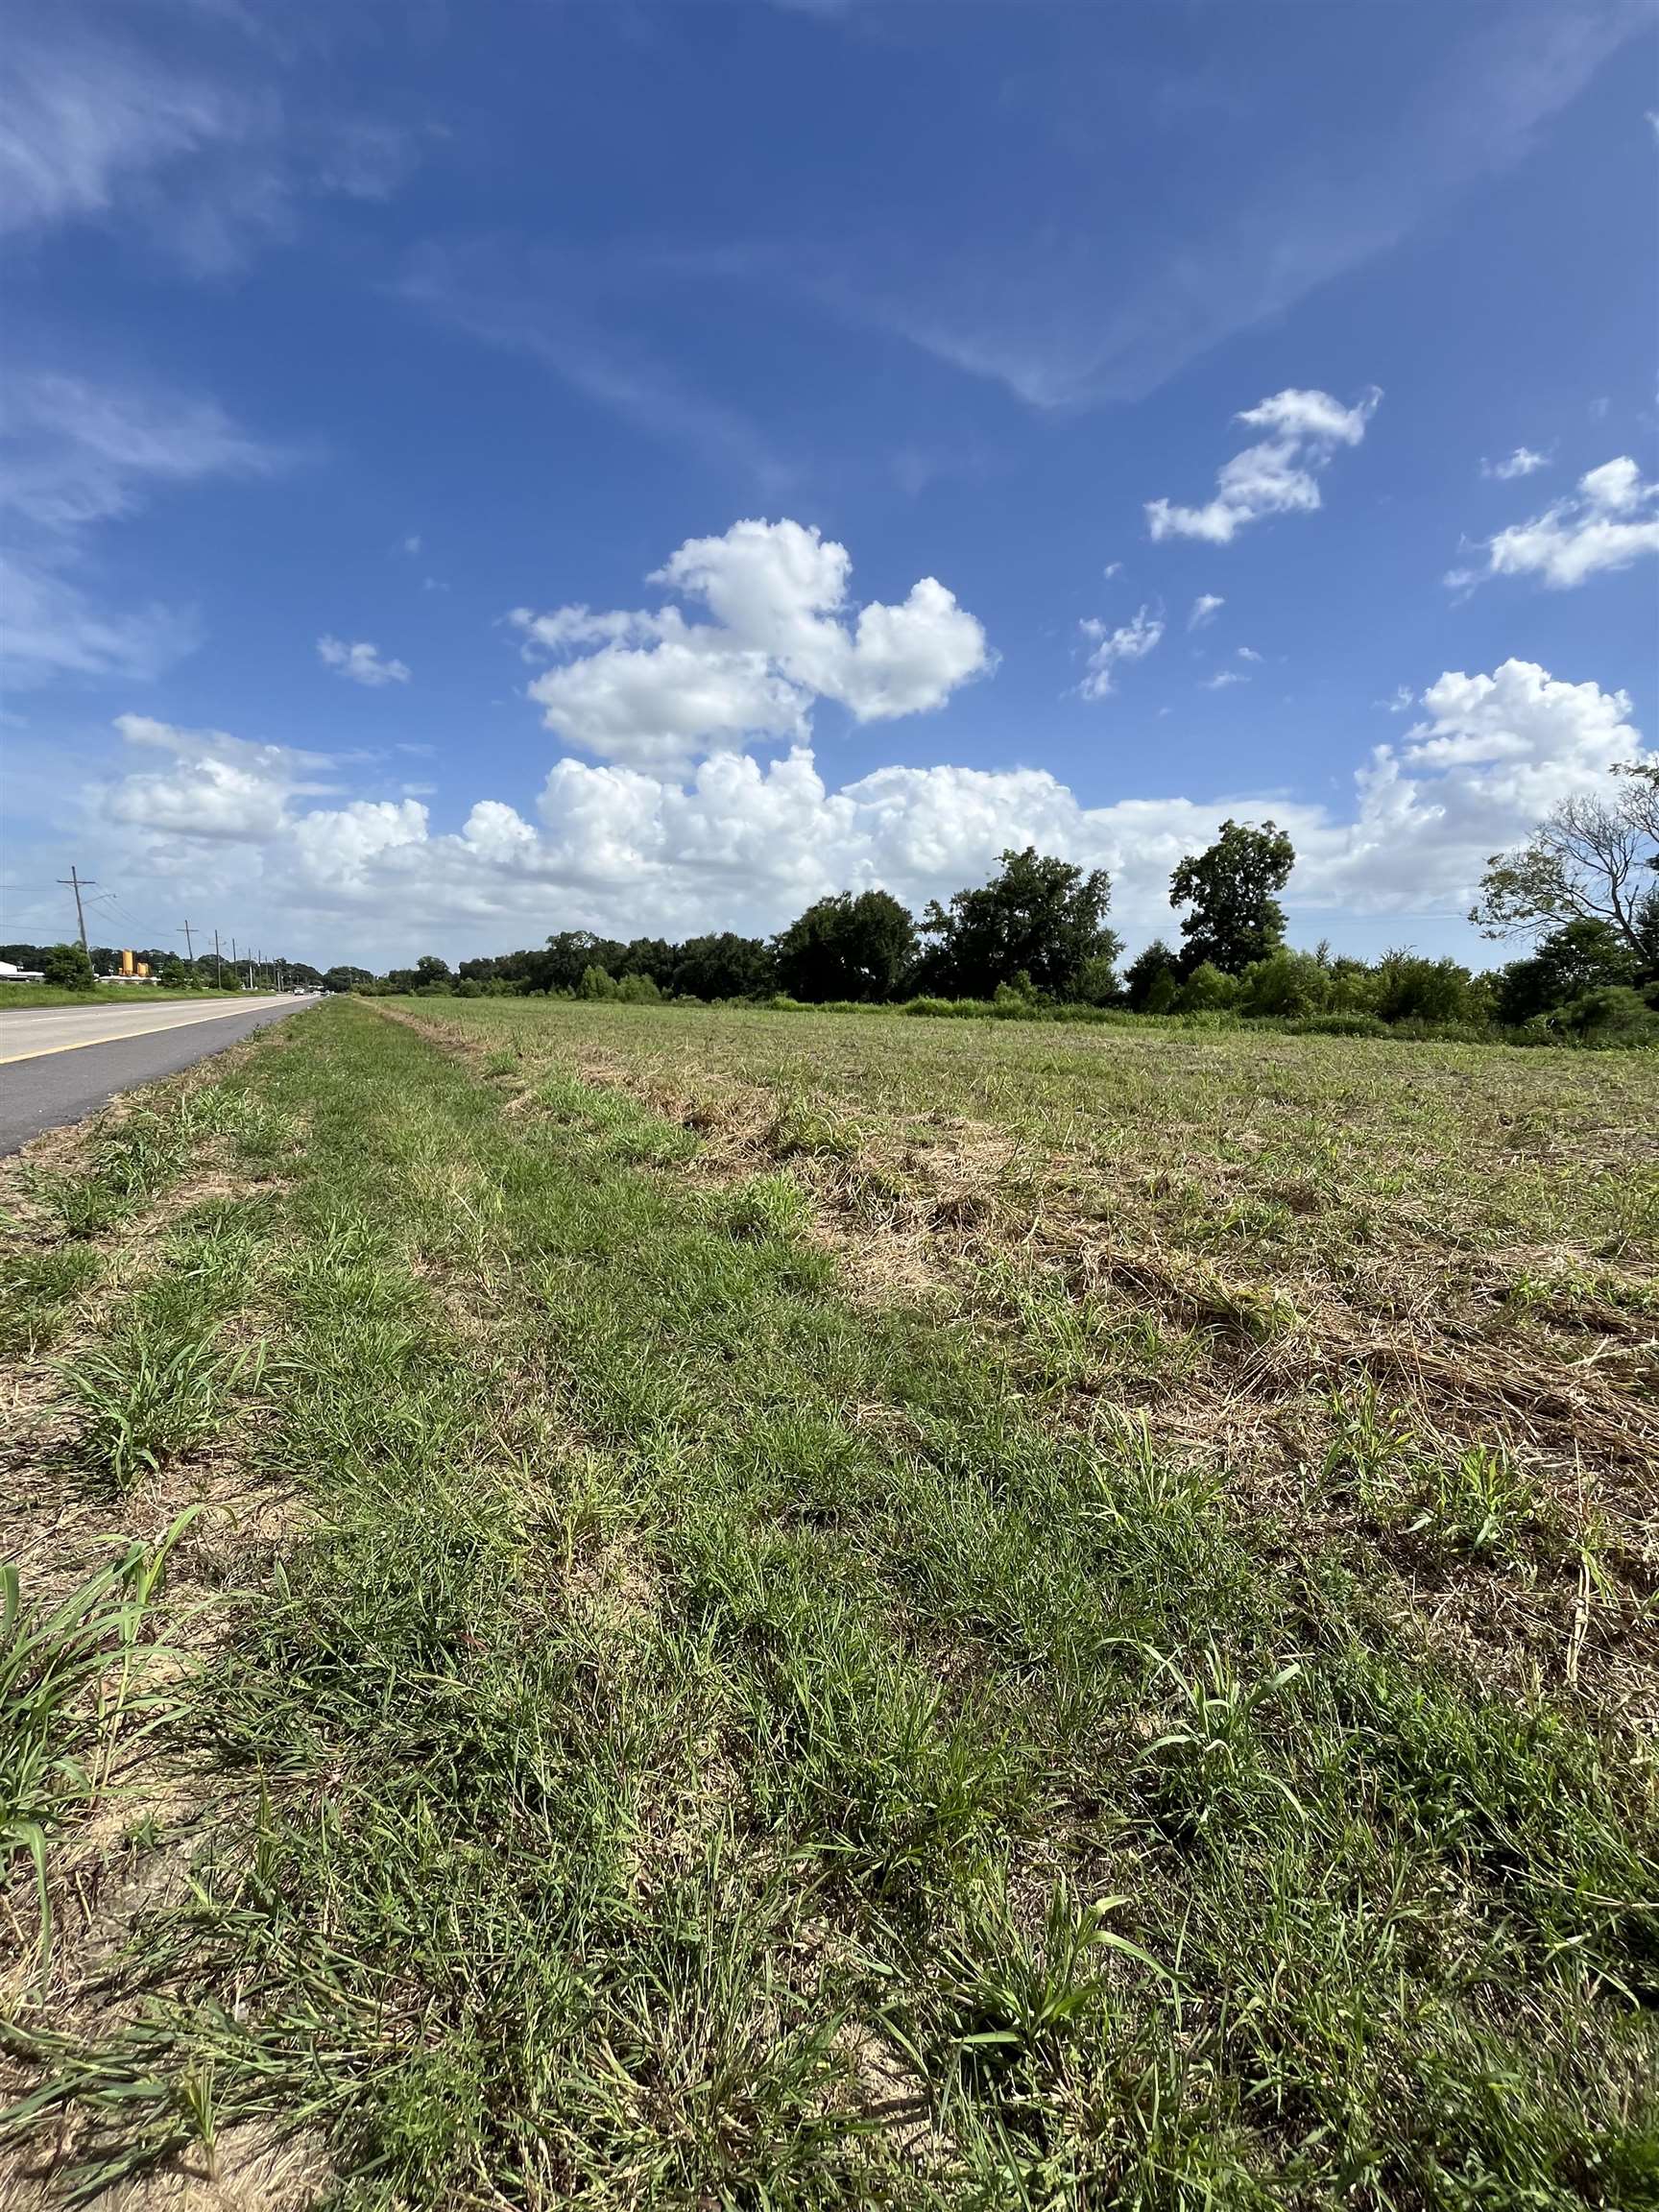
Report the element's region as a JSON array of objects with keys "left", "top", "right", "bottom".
[
  {"left": 67, "top": 662, "right": 1647, "bottom": 971},
  {"left": 511, "top": 517, "right": 990, "bottom": 771},
  {"left": 318, "top": 636, "right": 412, "bottom": 687},
  {"left": 1078, "top": 606, "right": 1163, "bottom": 699},
  {"left": 1459, "top": 456, "right": 1659, "bottom": 590},
  {"left": 1146, "top": 386, "right": 1380, "bottom": 545},
  {"left": 1188, "top": 593, "right": 1225, "bottom": 630},
  {"left": 104, "top": 712, "right": 334, "bottom": 842}
]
